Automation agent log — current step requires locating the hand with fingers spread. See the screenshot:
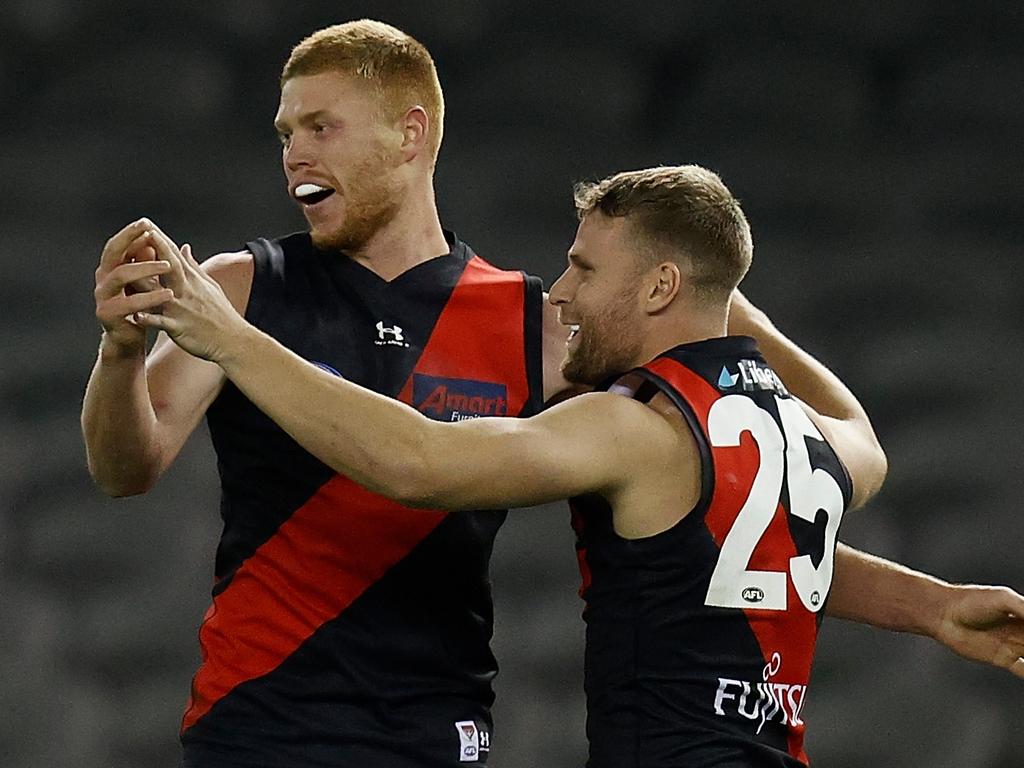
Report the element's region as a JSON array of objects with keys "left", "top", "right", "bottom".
[
  {"left": 934, "top": 584, "right": 1024, "bottom": 679},
  {"left": 94, "top": 218, "right": 175, "bottom": 357},
  {"left": 132, "top": 226, "right": 251, "bottom": 363}
]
